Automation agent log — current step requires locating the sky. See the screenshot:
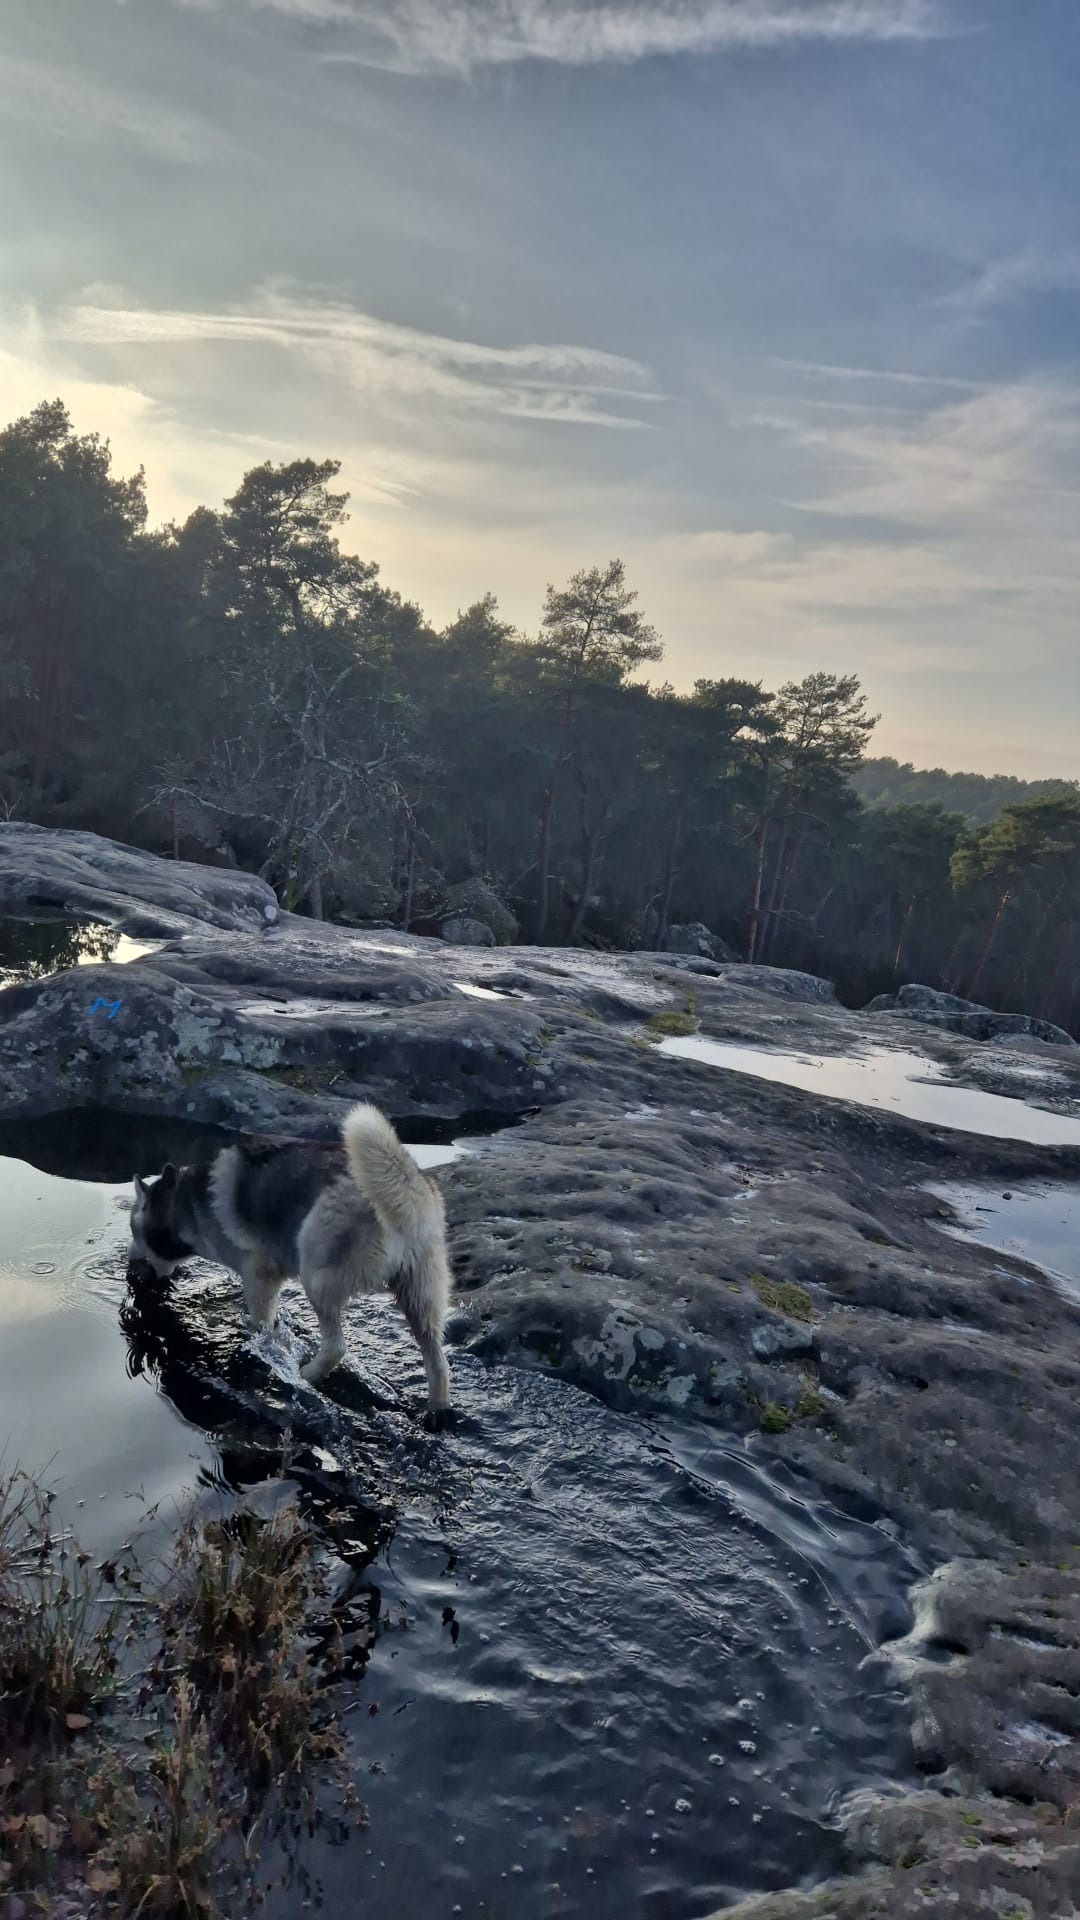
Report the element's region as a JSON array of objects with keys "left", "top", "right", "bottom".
[{"left": 3, "top": 0, "right": 1079, "bottom": 778}]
